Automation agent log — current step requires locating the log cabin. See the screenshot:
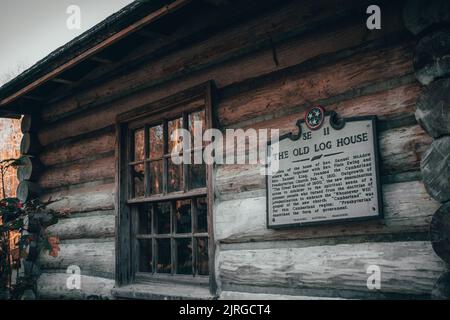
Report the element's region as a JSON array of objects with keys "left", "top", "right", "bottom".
[{"left": 0, "top": 0, "right": 450, "bottom": 300}]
